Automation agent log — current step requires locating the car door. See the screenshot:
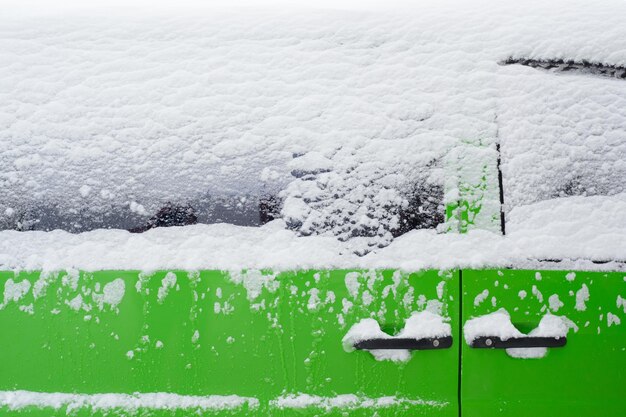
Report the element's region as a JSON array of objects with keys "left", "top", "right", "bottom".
[
  {"left": 0, "top": 268, "right": 460, "bottom": 417},
  {"left": 461, "top": 269, "right": 626, "bottom": 417}
]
